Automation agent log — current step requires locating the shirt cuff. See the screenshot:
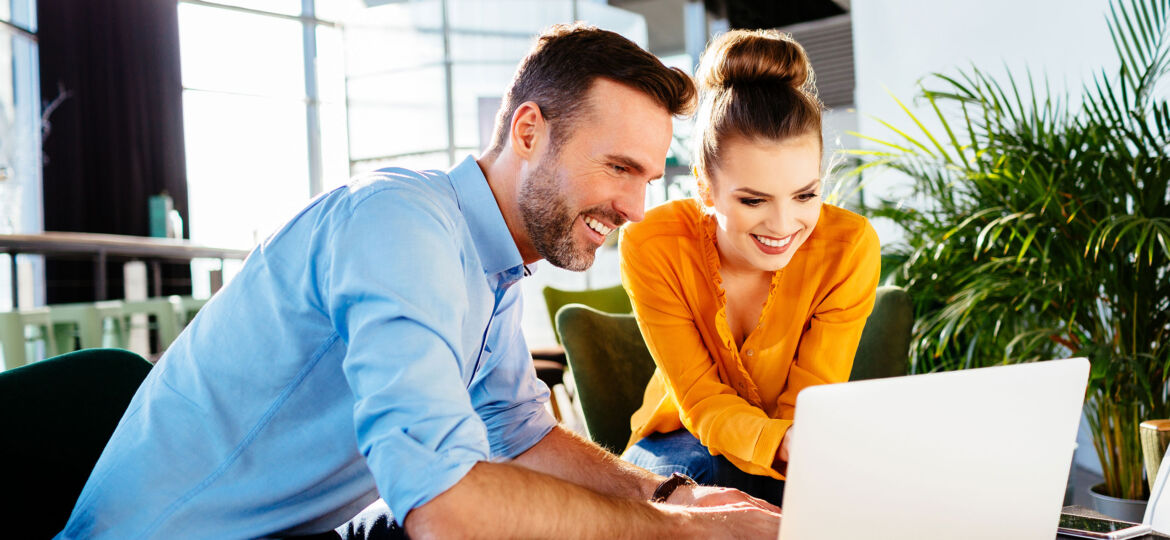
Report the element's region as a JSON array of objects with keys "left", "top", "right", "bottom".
[
  {"left": 371, "top": 428, "right": 488, "bottom": 523},
  {"left": 750, "top": 418, "right": 792, "bottom": 479}
]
